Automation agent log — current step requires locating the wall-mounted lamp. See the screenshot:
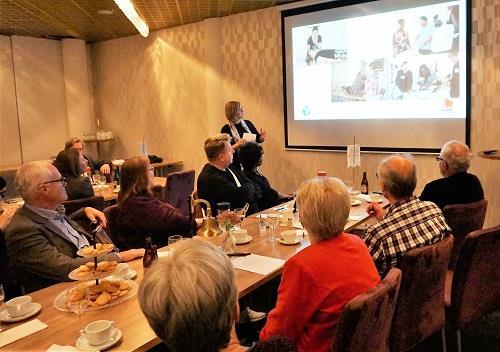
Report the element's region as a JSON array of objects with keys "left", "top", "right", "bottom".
[{"left": 114, "top": 0, "right": 149, "bottom": 37}]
